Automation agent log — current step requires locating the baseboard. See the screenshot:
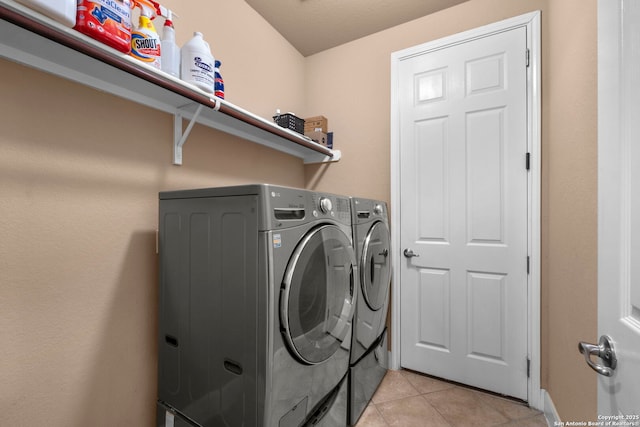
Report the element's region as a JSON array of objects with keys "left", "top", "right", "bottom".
[{"left": 542, "top": 389, "right": 561, "bottom": 426}]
